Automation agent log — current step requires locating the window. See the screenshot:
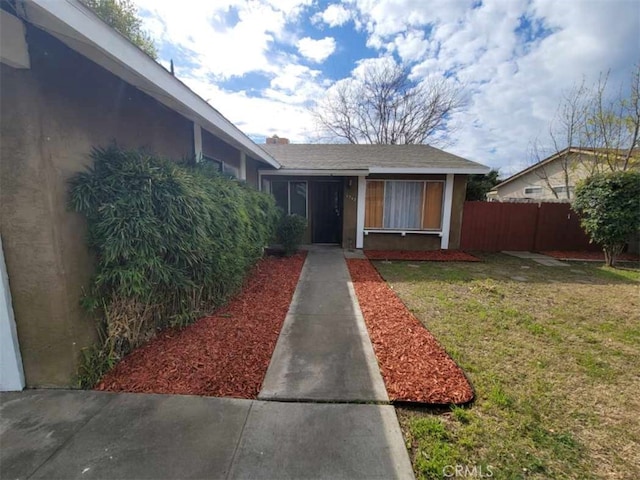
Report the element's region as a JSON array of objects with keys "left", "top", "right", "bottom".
[
  {"left": 223, "top": 163, "right": 239, "bottom": 179},
  {"left": 202, "top": 155, "right": 222, "bottom": 172},
  {"left": 365, "top": 180, "right": 444, "bottom": 230},
  {"left": 552, "top": 185, "right": 574, "bottom": 196},
  {"left": 271, "top": 181, "right": 307, "bottom": 218},
  {"left": 201, "top": 155, "right": 239, "bottom": 178},
  {"left": 523, "top": 186, "right": 542, "bottom": 196}
]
